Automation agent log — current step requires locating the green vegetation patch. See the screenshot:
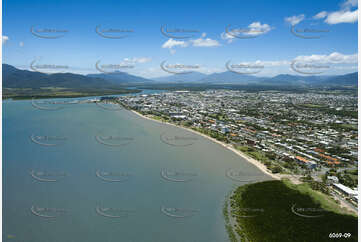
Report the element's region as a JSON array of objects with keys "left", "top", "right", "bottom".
[
  {"left": 229, "top": 180, "right": 357, "bottom": 242},
  {"left": 299, "top": 103, "right": 328, "bottom": 109},
  {"left": 235, "top": 145, "right": 284, "bottom": 173},
  {"left": 3, "top": 87, "right": 140, "bottom": 100}
]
